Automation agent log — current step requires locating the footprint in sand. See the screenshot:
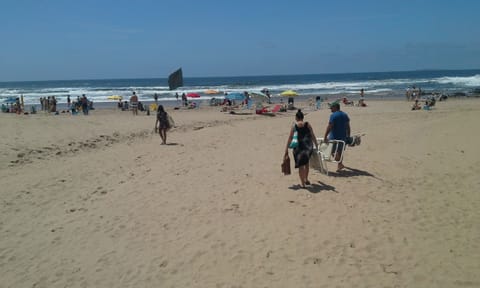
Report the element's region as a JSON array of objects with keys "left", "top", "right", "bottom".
[{"left": 304, "top": 257, "right": 322, "bottom": 264}]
